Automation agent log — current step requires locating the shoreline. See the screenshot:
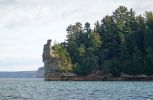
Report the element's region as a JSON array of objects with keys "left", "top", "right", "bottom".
[{"left": 45, "top": 75, "right": 153, "bottom": 81}]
